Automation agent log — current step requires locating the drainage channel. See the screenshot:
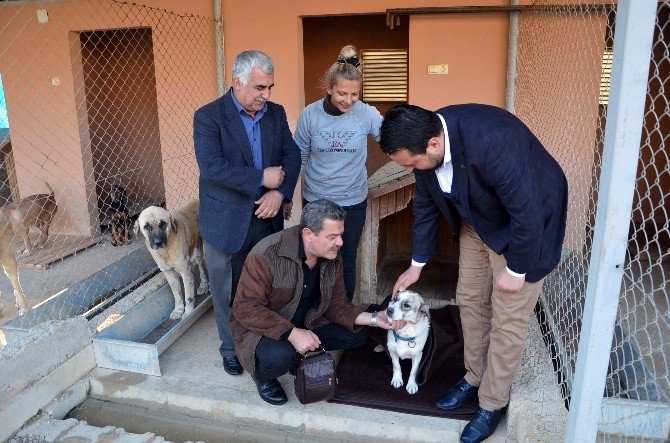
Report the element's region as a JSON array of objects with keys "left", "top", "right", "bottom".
[{"left": 66, "top": 397, "right": 348, "bottom": 443}]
